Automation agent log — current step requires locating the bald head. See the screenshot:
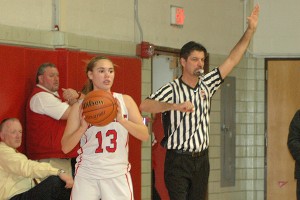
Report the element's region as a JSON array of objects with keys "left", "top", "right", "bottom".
[{"left": 0, "top": 118, "right": 22, "bottom": 149}]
